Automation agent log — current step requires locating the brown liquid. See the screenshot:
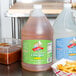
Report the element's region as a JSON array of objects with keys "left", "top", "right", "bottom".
[
  {"left": 0, "top": 49, "right": 21, "bottom": 64},
  {"left": 22, "top": 16, "right": 53, "bottom": 71}
]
